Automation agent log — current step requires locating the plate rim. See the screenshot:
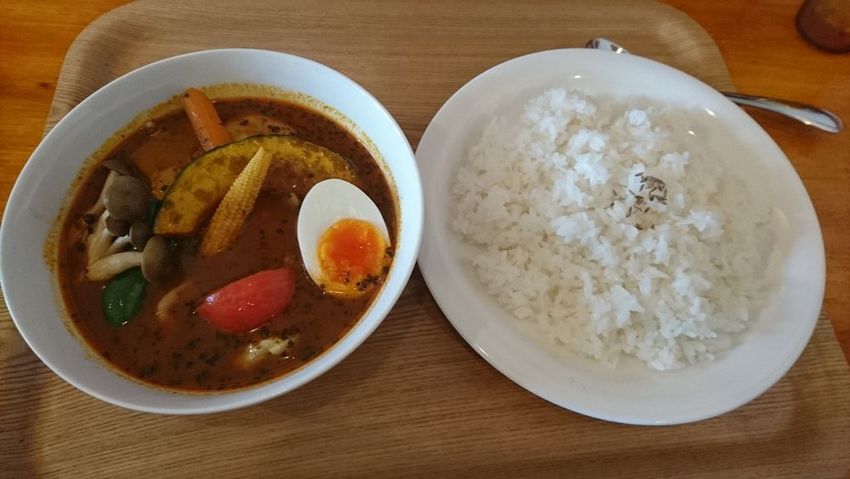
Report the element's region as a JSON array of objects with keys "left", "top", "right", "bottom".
[{"left": 414, "top": 48, "right": 826, "bottom": 425}]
